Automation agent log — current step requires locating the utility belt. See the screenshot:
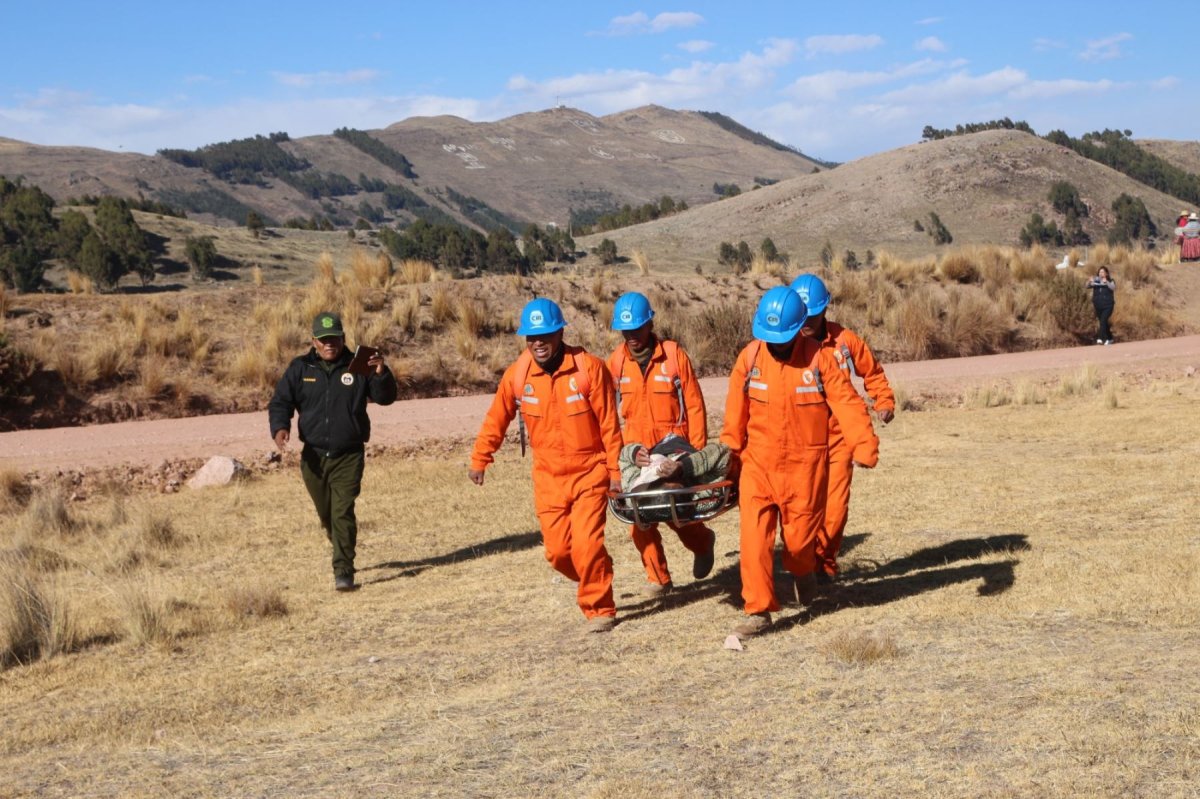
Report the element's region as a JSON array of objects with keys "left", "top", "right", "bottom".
[{"left": 302, "top": 443, "right": 366, "bottom": 459}]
